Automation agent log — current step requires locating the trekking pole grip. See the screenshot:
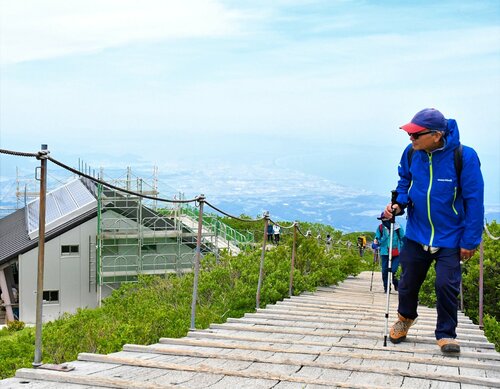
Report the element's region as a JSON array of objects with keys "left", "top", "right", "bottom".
[{"left": 390, "top": 190, "right": 398, "bottom": 223}]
